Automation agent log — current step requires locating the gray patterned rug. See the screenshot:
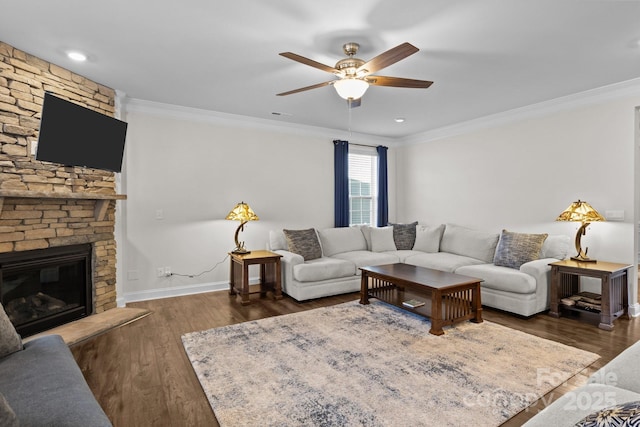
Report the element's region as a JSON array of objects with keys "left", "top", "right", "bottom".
[{"left": 182, "top": 301, "right": 599, "bottom": 426}]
